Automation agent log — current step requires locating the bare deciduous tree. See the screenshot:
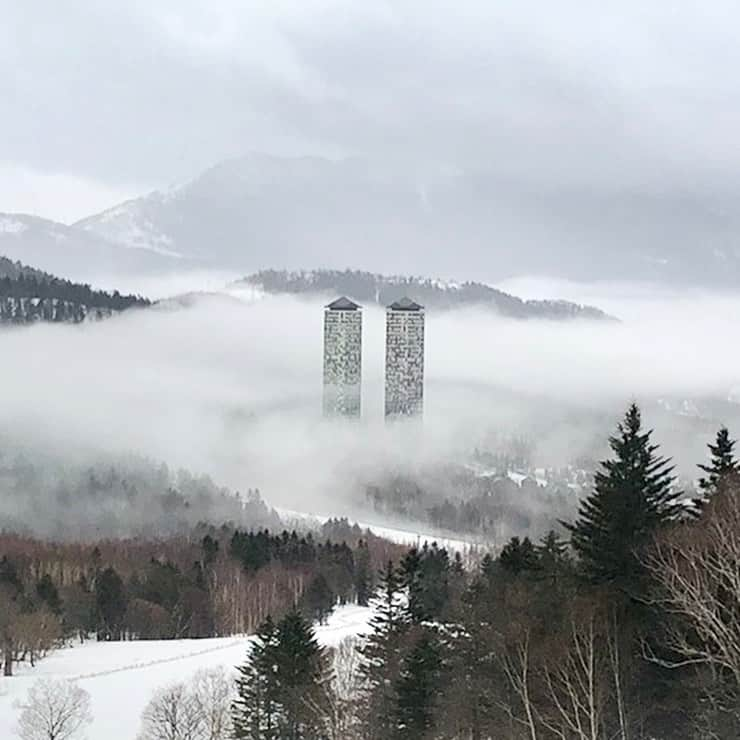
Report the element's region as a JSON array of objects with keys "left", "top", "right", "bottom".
[
  {"left": 539, "top": 601, "right": 608, "bottom": 740},
  {"left": 15, "top": 679, "right": 92, "bottom": 740},
  {"left": 190, "top": 667, "right": 234, "bottom": 740},
  {"left": 138, "top": 683, "right": 202, "bottom": 740},
  {"left": 645, "top": 482, "right": 740, "bottom": 733},
  {"left": 326, "top": 635, "right": 364, "bottom": 739},
  {"left": 138, "top": 669, "right": 234, "bottom": 740},
  {"left": 496, "top": 628, "right": 540, "bottom": 740},
  {"left": 646, "top": 487, "right": 740, "bottom": 681}
]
